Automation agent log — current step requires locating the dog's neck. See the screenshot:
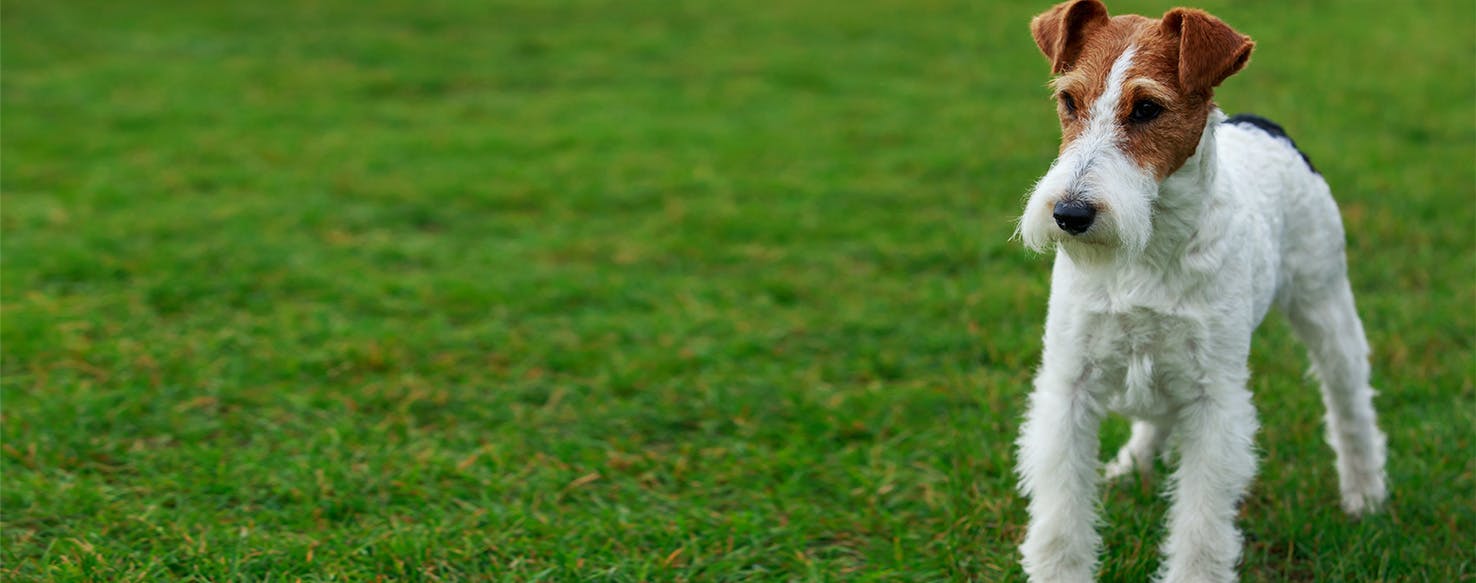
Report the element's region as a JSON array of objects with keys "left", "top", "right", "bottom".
[{"left": 1138, "top": 108, "right": 1227, "bottom": 267}]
